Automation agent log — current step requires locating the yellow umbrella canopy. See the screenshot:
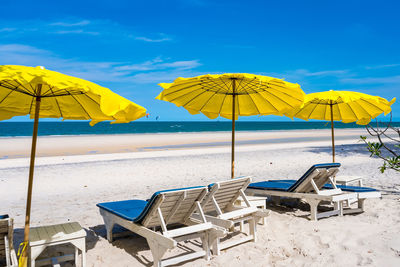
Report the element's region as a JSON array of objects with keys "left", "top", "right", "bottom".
[
  {"left": 156, "top": 73, "right": 305, "bottom": 178},
  {"left": 0, "top": 65, "right": 147, "bottom": 266},
  {"left": 0, "top": 65, "right": 146, "bottom": 124},
  {"left": 286, "top": 90, "right": 396, "bottom": 162}
]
